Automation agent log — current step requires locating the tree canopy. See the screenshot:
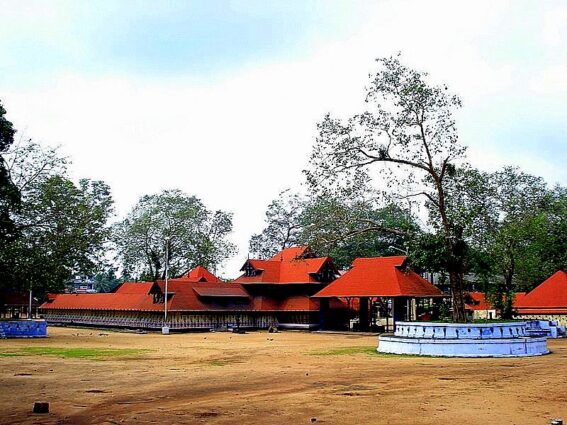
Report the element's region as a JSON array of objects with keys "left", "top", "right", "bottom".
[
  {"left": 305, "top": 56, "right": 470, "bottom": 321},
  {"left": 114, "top": 189, "right": 236, "bottom": 281},
  {"left": 1, "top": 136, "right": 114, "bottom": 295}
]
